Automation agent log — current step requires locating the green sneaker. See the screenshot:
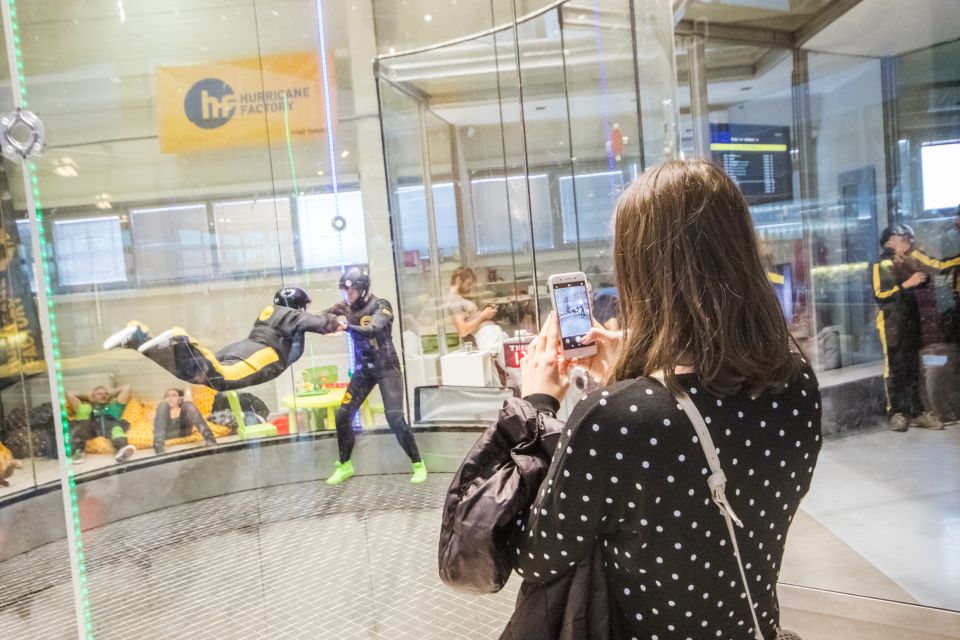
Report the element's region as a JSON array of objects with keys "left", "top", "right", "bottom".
[
  {"left": 410, "top": 461, "right": 428, "bottom": 485},
  {"left": 326, "top": 460, "right": 354, "bottom": 486}
]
